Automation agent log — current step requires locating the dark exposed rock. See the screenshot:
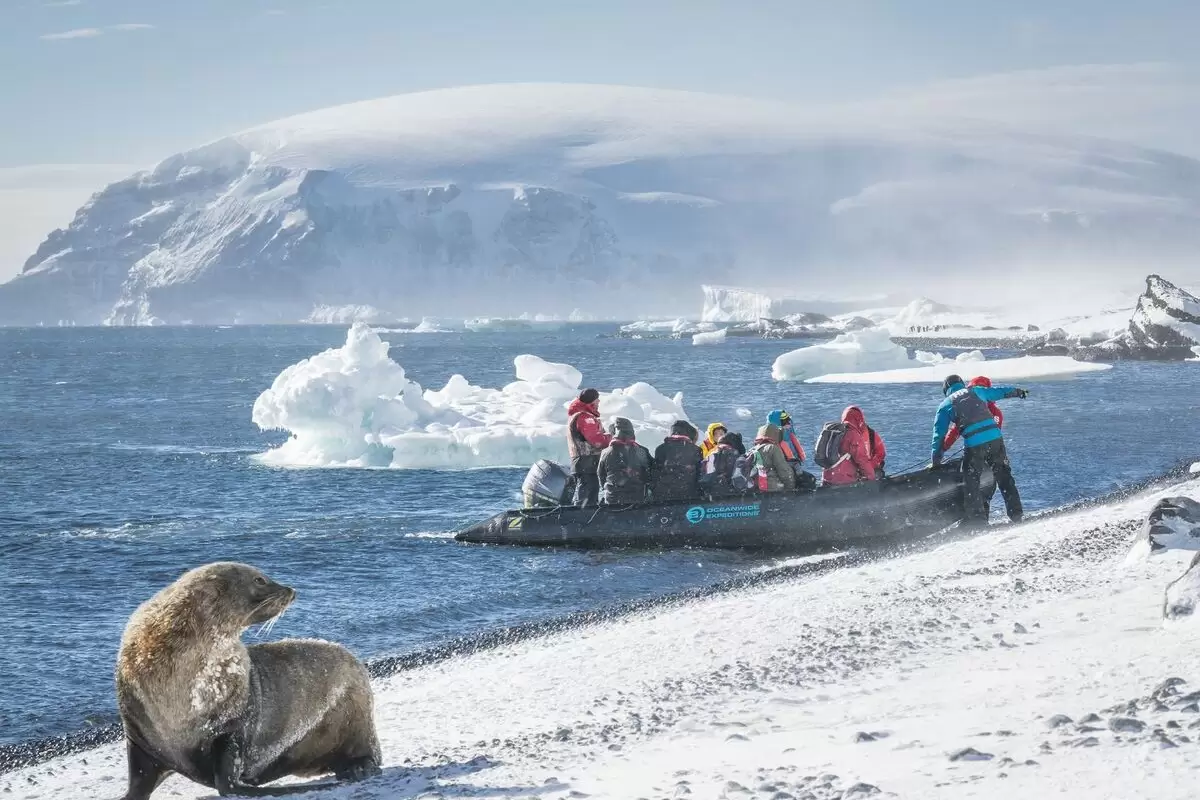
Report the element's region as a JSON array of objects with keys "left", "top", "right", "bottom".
[
  {"left": 1108, "top": 717, "right": 1146, "bottom": 734},
  {"left": 1046, "top": 714, "right": 1073, "bottom": 729},
  {"left": 949, "top": 747, "right": 994, "bottom": 762}
]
